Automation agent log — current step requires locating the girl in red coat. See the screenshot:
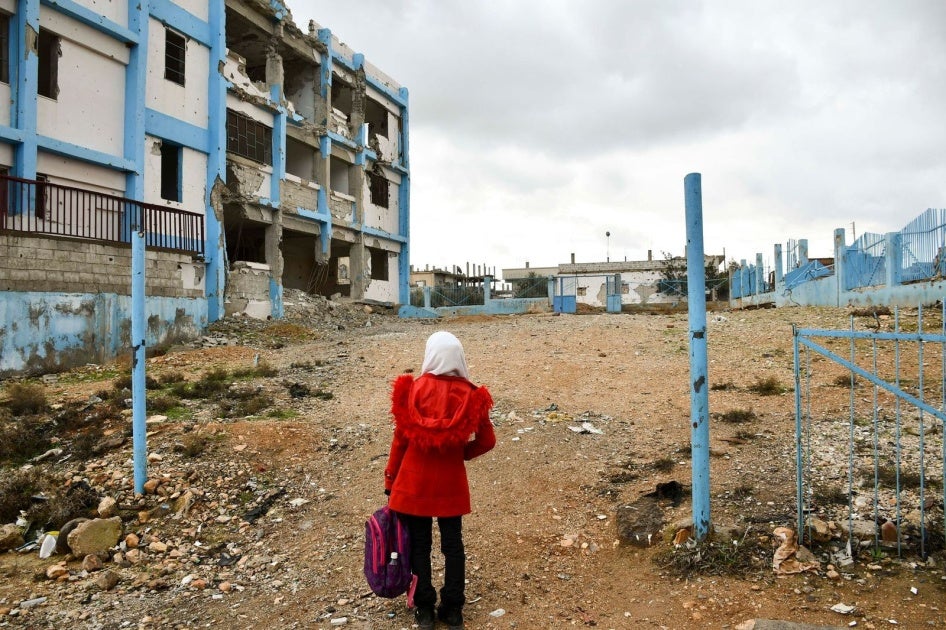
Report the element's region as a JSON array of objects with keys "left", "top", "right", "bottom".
[{"left": 385, "top": 331, "right": 495, "bottom": 630}]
